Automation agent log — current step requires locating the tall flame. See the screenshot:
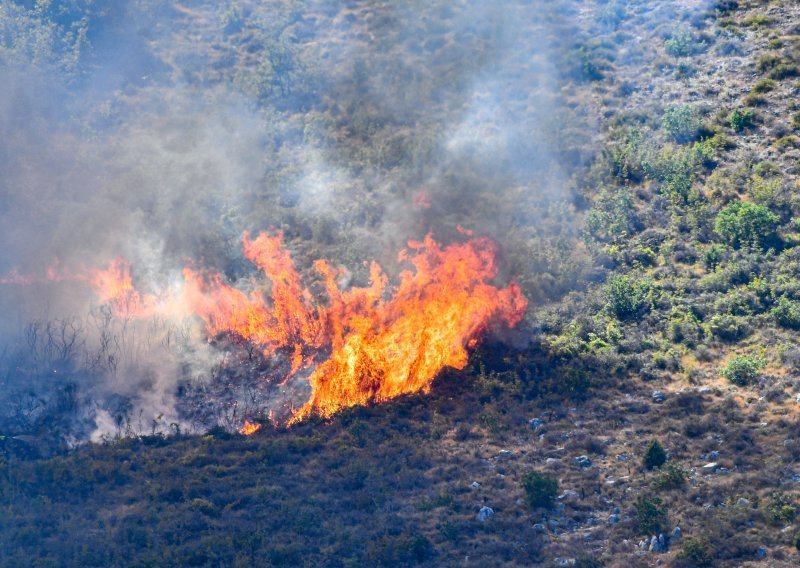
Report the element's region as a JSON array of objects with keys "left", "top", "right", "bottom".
[
  {"left": 0, "top": 232, "right": 528, "bottom": 426},
  {"left": 184, "top": 232, "right": 527, "bottom": 423}
]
